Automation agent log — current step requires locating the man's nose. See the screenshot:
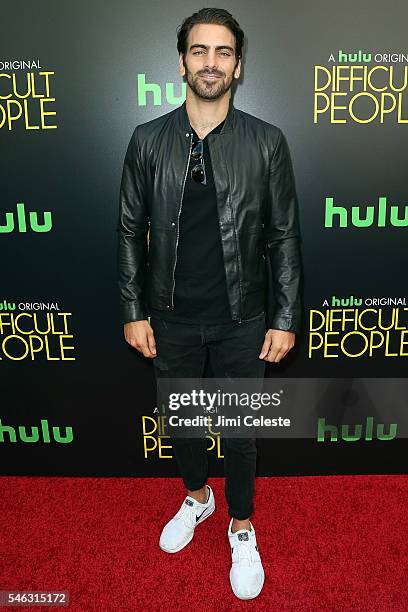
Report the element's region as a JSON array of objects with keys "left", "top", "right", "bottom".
[{"left": 204, "top": 51, "right": 218, "bottom": 70}]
